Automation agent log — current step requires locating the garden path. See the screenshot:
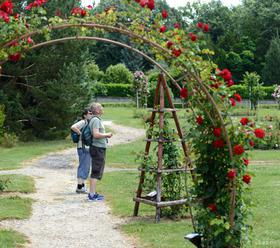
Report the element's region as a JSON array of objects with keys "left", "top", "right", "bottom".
[{"left": 0, "top": 122, "right": 145, "bottom": 248}]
